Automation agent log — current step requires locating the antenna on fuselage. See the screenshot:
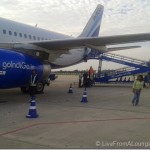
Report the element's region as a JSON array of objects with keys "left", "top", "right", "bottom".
[{"left": 35, "top": 24, "right": 38, "bottom": 27}]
